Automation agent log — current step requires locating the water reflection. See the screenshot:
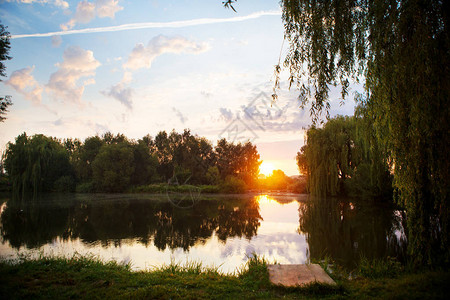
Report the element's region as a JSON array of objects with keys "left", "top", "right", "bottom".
[
  {"left": 298, "top": 196, "right": 408, "bottom": 268},
  {"left": 0, "top": 194, "right": 262, "bottom": 252},
  {"left": 0, "top": 193, "right": 407, "bottom": 272}
]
